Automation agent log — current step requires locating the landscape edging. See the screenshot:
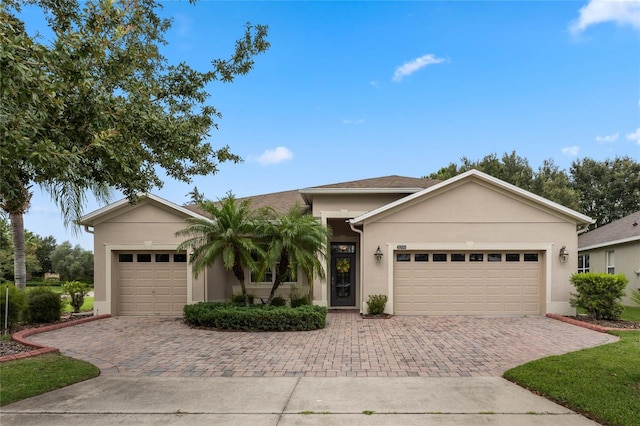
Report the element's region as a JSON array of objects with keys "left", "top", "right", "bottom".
[
  {"left": 1, "top": 314, "right": 111, "bottom": 363},
  {"left": 546, "top": 313, "right": 631, "bottom": 333}
]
